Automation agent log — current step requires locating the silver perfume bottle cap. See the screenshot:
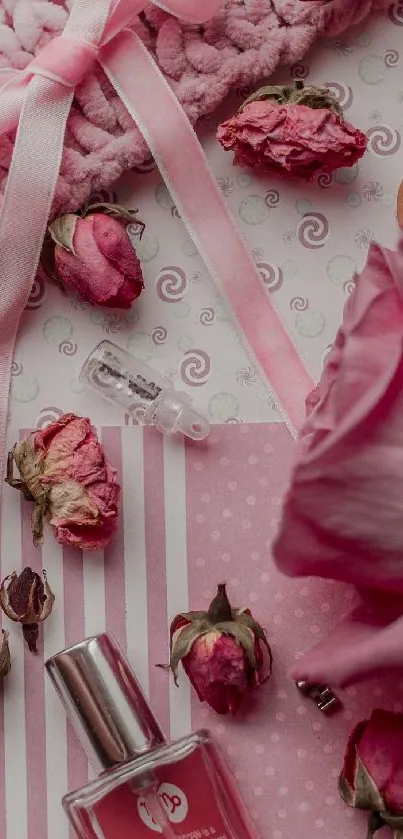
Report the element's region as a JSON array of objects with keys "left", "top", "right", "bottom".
[{"left": 46, "top": 634, "right": 166, "bottom": 773}]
